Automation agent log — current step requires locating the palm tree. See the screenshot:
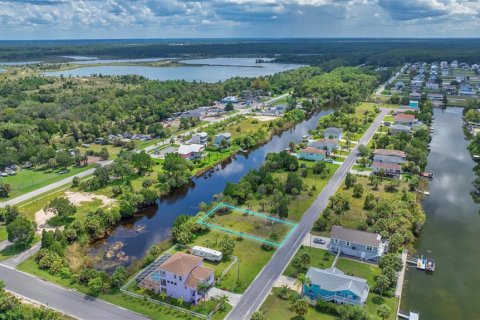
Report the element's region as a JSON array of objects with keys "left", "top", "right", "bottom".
[
  {"left": 218, "top": 295, "right": 229, "bottom": 312},
  {"left": 159, "top": 292, "right": 167, "bottom": 301},
  {"left": 296, "top": 273, "right": 311, "bottom": 296},
  {"left": 299, "top": 253, "right": 311, "bottom": 269},
  {"left": 197, "top": 281, "right": 210, "bottom": 302},
  {"left": 279, "top": 284, "right": 290, "bottom": 299}
]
